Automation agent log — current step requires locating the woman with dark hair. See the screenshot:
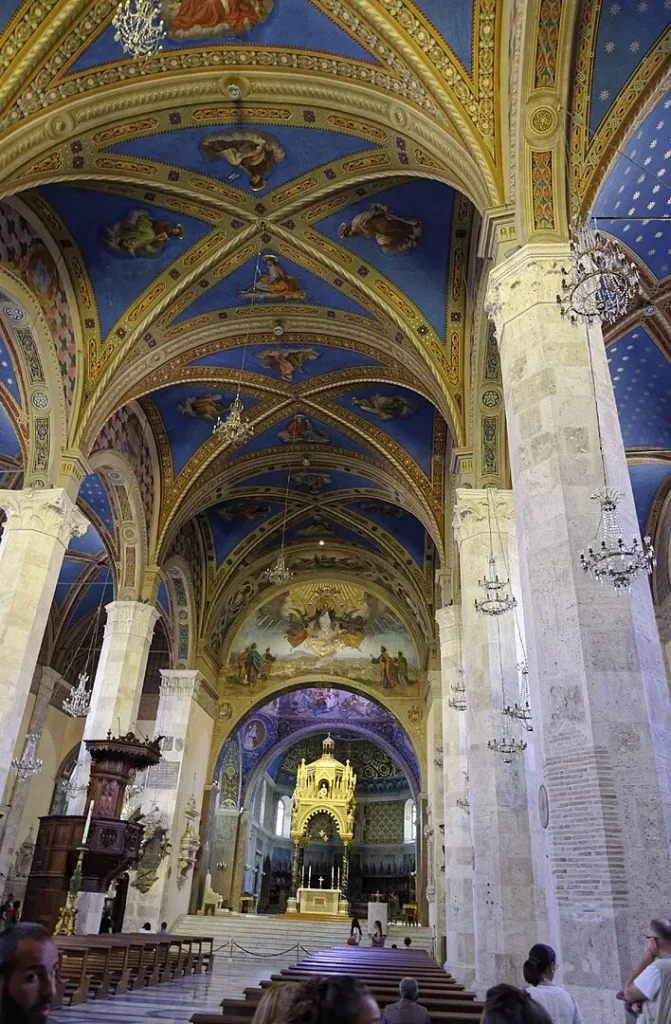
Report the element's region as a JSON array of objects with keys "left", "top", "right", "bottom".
[
  {"left": 523, "top": 945, "right": 583, "bottom": 1024},
  {"left": 482, "top": 984, "right": 553, "bottom": 1024},
  {"left": 371, "top": 920, "right": 385, "bottom": 948},
  {"left": 348, "top": 917, "right": 363, "bottom": 946},
  {"left": 284, "top": 976, "right": 380, "bottom": 1024}
]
